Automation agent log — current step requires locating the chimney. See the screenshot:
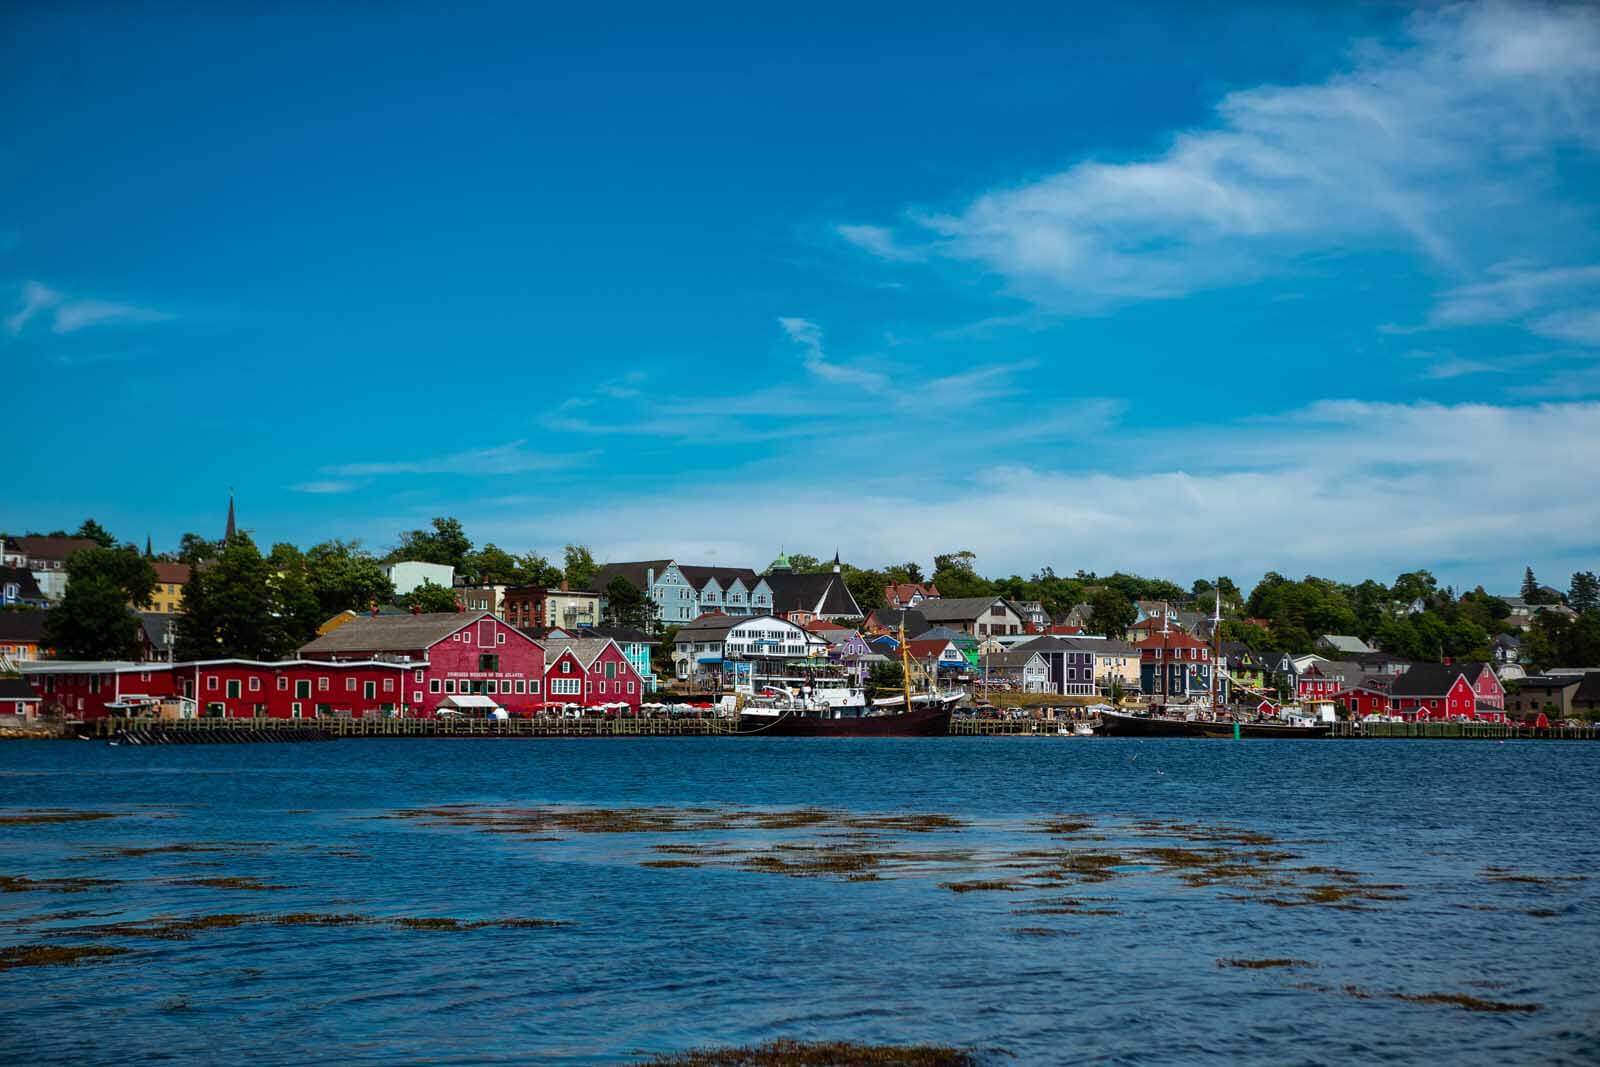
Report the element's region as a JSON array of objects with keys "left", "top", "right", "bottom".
[
  {"left": 370, "top": 599, "right": 380, "bottom": 618},
  {"left": 560, "top": 578, "right": 569, "bottom": 592}
]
